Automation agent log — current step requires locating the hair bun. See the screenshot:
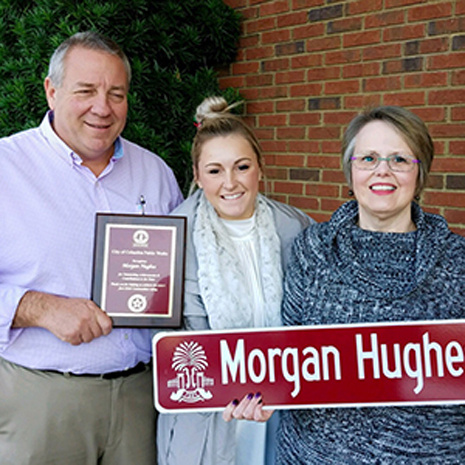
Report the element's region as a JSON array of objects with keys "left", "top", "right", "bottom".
[{"left": 195, "top": 96, "right": 229, "bottom": 124}]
